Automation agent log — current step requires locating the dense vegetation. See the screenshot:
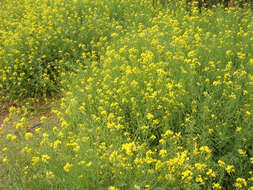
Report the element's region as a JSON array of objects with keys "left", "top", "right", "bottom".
[{"left": 0, "top": 0, "right": 253, "bottom": 189}]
